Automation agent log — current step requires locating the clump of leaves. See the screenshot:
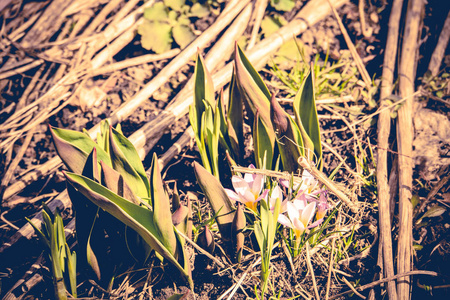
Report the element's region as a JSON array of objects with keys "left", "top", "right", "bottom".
[
  {"left": 50, "top": 121, "right": 192, "bottom": 289},
  {"left": 28, "top": 206, "right": 77, "bottom": 300},
  {"left": 138, "top": 0, "right": 211, "bottom": 53}
]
